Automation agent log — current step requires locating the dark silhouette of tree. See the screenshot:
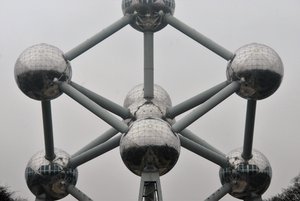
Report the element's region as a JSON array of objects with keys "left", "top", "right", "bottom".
[
  {"left": 0, "top": 186, "right": 14, "bottom": 201},
  {"left": 266, "top": 174, "right": 300, "bottom": 201}
]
